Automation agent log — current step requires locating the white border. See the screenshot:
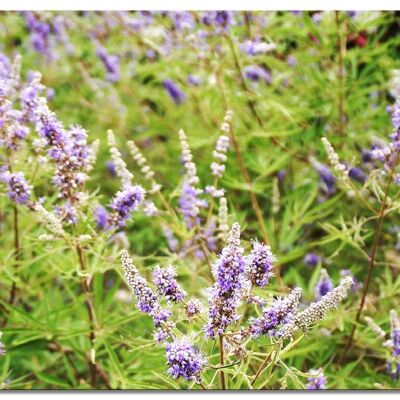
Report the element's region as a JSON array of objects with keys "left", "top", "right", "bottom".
[{"left": 0, "top": 0, "right": 399, "bottom": 11}]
